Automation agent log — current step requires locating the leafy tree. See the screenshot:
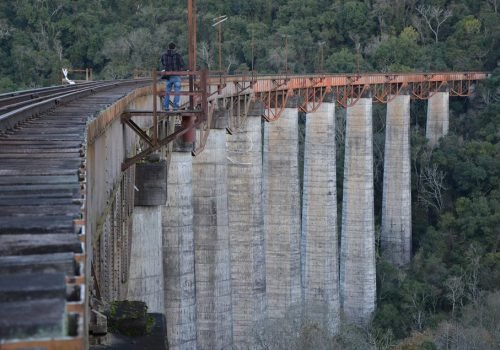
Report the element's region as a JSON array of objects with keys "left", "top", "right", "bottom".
[
  {"left": 445, "top": 16, "right": 487, "bottom": 70},
  {"left": 372, "top": 26, "right": 425, "bottom": 72}
]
